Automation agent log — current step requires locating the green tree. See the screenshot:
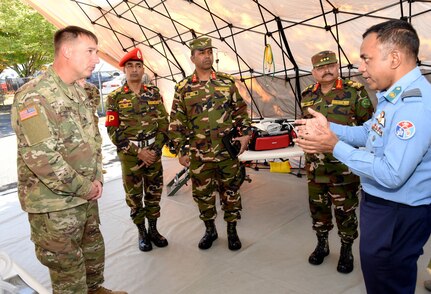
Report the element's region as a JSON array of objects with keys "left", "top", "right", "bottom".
[{"left": 0, "top": 0, "right": 56, "bottom": 77}]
